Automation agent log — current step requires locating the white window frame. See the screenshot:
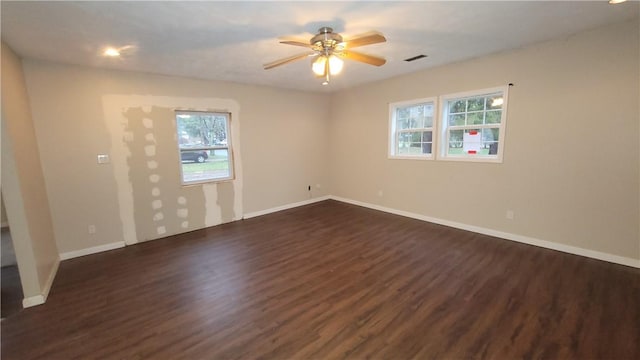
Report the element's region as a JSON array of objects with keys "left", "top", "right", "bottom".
[
  {"left": 388, "top": 97, "right": 437, "bottom": 160},
  {"left": 437, "top": 86, "right": 509, "bottom": 163},
  {"left": 175, "top": 110, "right": 234, "bottom": 185}
]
